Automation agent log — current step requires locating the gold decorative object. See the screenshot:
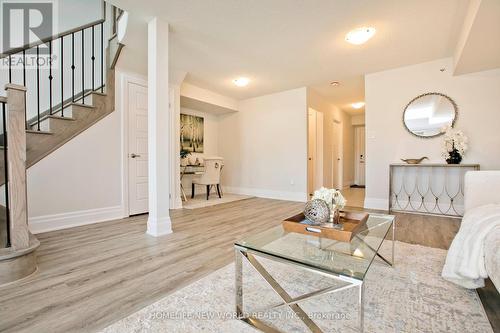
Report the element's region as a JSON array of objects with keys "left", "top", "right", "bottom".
[{"left": 401, "top": 157, "right": 428, "bottom": 164}]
